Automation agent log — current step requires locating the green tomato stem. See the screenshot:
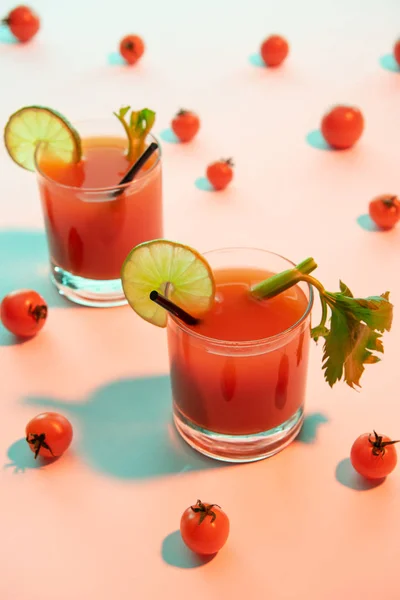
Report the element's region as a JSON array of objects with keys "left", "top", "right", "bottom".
[{"left": 251, "top": 257, "right": 318, "bottom": 300}]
